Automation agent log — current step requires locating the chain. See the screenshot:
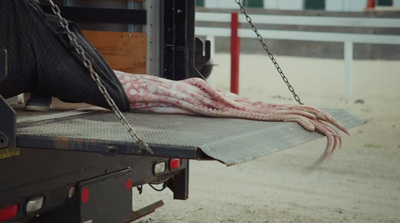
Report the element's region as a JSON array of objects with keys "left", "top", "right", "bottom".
[
  {"left": 46, "top": 0, "right": 153, "bottom": 154},
  {"left": 234, "top": 0, "right": 304, "bottom": 105}
]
